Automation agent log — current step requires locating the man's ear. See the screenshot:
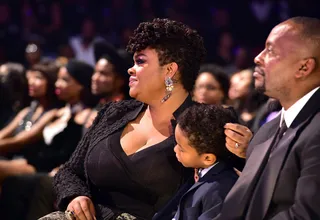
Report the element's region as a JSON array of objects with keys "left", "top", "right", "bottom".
[{"left": 296, "top": 57, "right": 316, "bottom": 79}]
